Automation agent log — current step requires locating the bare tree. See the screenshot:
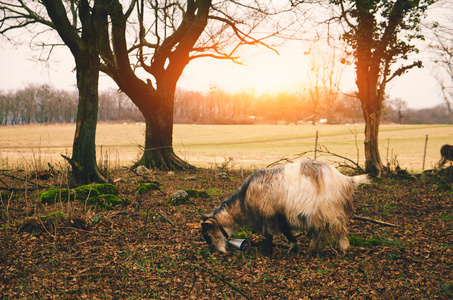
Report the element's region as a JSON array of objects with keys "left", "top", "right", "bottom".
[
  {"left": 304, "top": 43, "right": 347, "bottom": 124},
  {"left": 98, "top": 0, "right": 302, "bottom": 170},
  {"left": 329, "top": 0, "right": 435, "bottom": 176},
  {"left": 388, "top": 97, "right": 408, "bottom": 124},
  {"left": 0, "top": 0, "right": 109, "bottom": 184},
  {"left": 427, "top": 1, "right": 453, "bottom": 113}
]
